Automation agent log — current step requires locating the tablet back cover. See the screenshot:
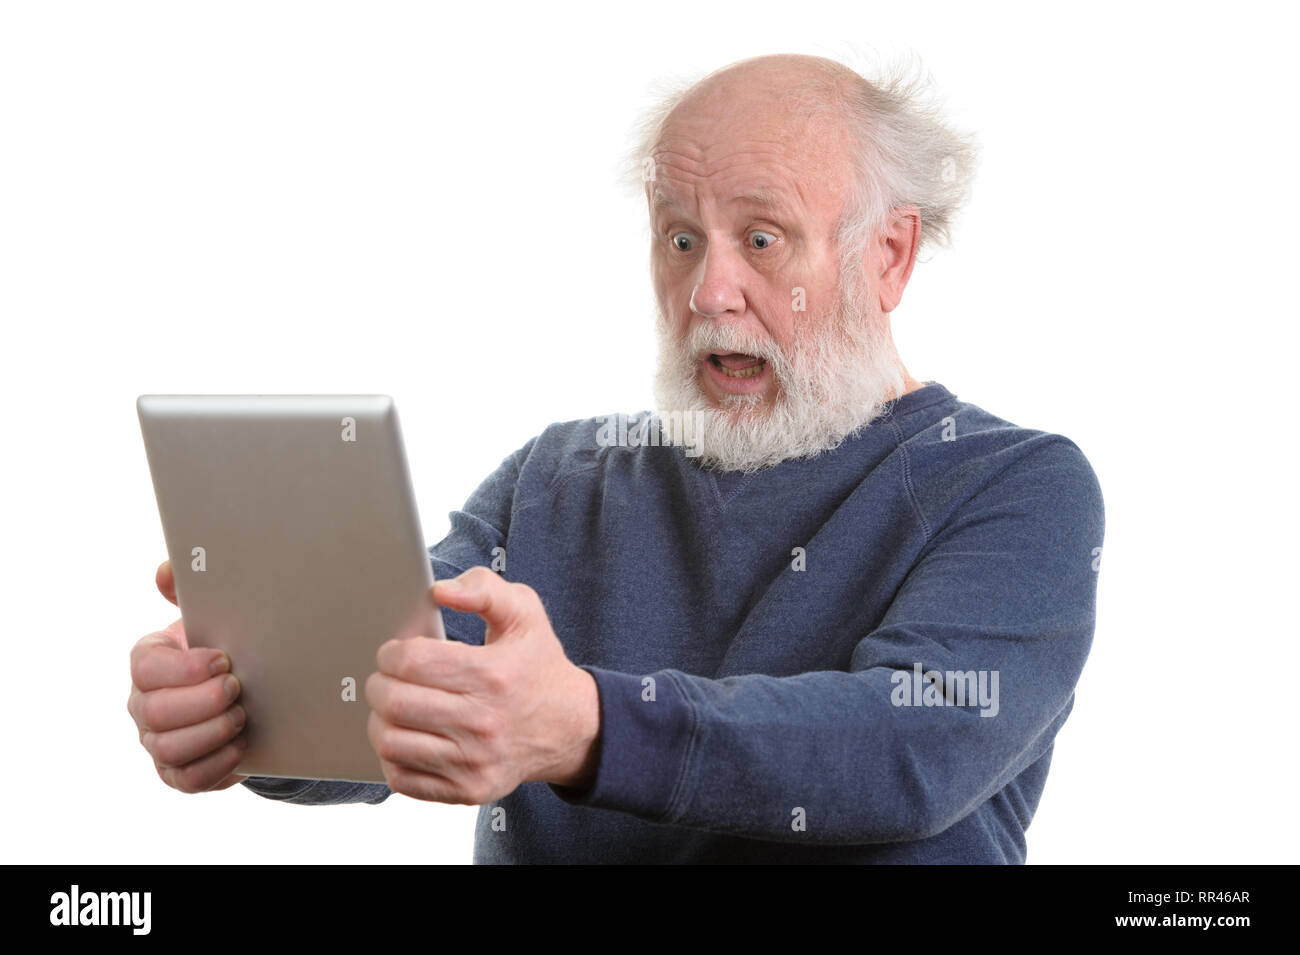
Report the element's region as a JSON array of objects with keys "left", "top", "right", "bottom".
[{"left": 138, "top": 394, "right": 442, "bottom": 783}]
